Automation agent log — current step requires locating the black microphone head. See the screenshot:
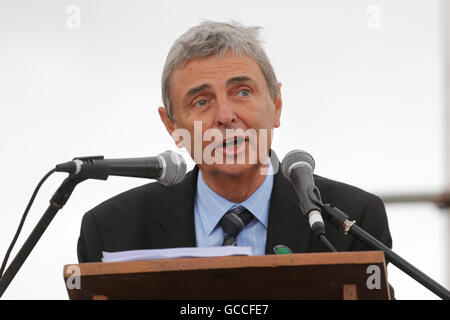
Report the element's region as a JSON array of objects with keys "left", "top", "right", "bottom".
[
  {"left": 157, "top": 151, "right": 187, "bottom": 186},
  {"left": 281, "top": 150, "right": 316, "bottom": 179}
]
